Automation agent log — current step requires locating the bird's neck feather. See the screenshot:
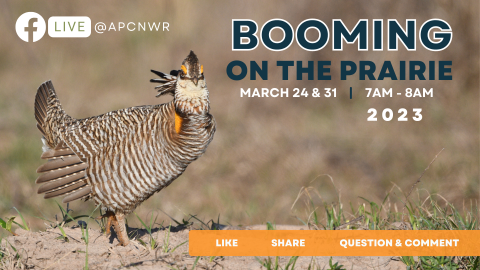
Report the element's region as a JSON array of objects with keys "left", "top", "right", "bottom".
[{"left": 174, "top": 89, "right": 209, "bottom": 115}]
